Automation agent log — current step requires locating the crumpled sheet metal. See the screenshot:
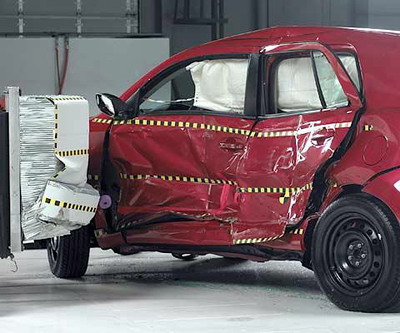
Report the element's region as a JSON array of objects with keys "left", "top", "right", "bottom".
[
  {"left": 19, "top": 97, "right": 60, "bottom": 239},
  {"left": 233, "top": 107, "right": 355, "bottom": 242},
  {"left": 109, "top": 106, "right": 355, "bottom": 243},
  {"left": 20, "top": 96, "right": 99, "bottom": 240},
  {"left": 109, "top": 114, "right": 250, "bottom": 231}
]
